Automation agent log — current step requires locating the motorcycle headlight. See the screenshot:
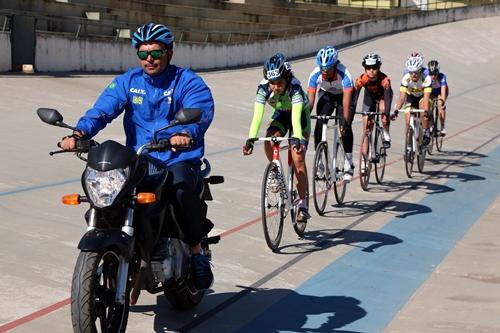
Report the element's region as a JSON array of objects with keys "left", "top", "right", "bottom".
[{"left": 84, "top": 167, "right": 130, "bottom": 208}]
